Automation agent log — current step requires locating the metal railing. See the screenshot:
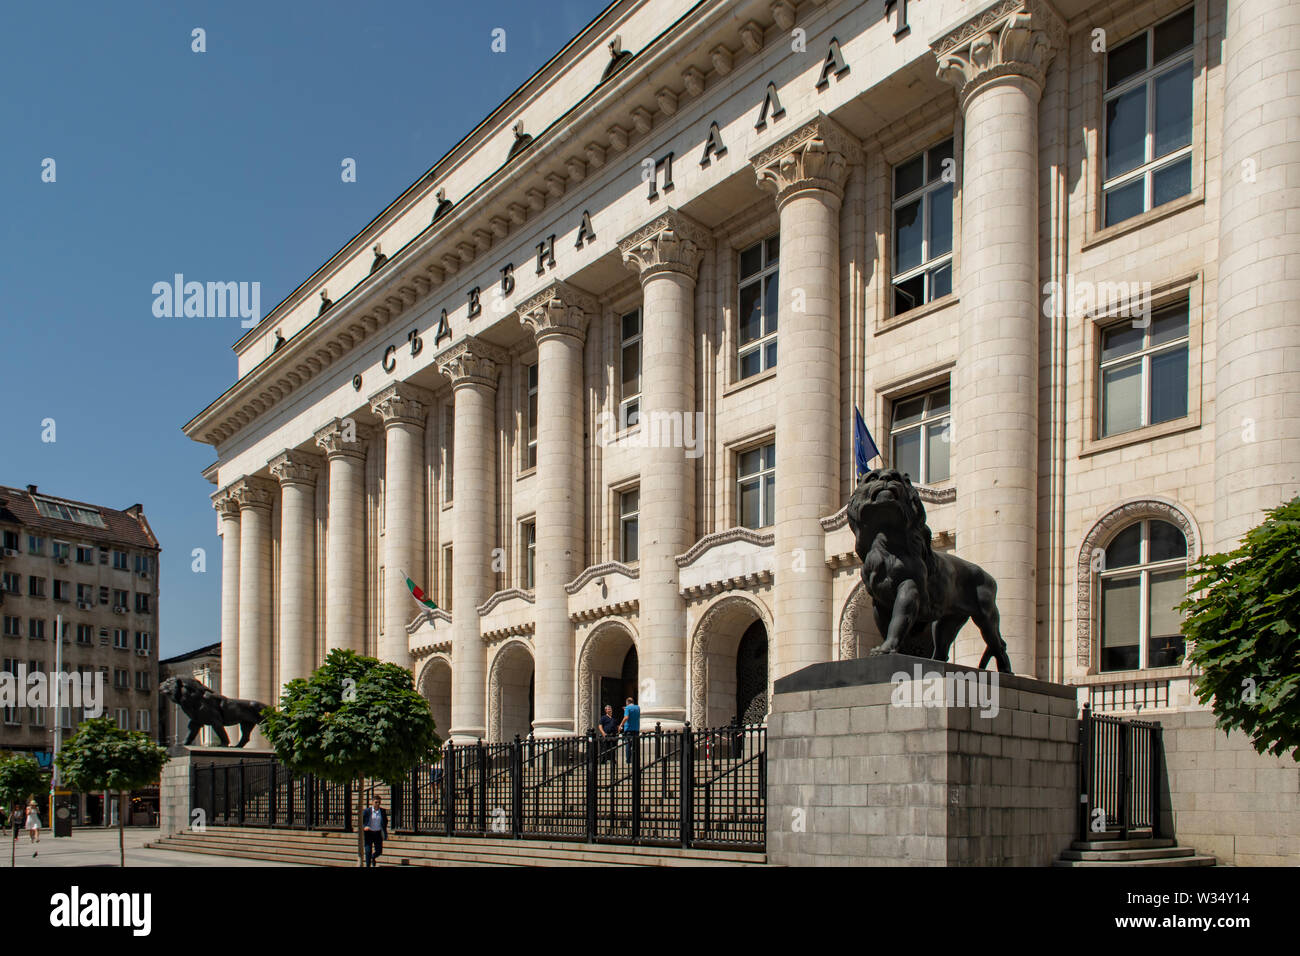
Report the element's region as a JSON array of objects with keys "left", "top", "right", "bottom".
[
  {"left": 191, "top": 722, "right": 766, "bottom": 851},
  {"left": 1077, "top": 703, "right": 1162, "bottom": 840}
]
